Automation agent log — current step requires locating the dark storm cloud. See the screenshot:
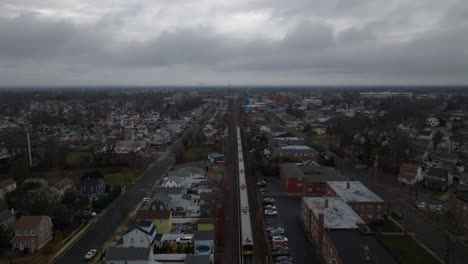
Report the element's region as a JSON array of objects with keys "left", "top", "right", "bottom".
[{"left": 0, "top": 0, "right": 467, "bottom": 85}]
